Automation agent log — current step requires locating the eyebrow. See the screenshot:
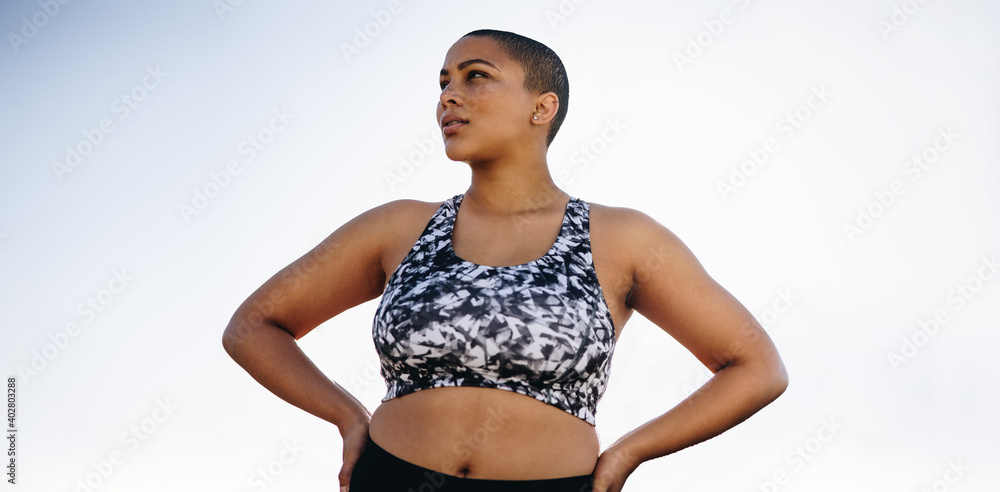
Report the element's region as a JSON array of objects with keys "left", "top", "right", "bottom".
[{"left": 440, "top": 59, "right": 499, "bottom": 76}]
